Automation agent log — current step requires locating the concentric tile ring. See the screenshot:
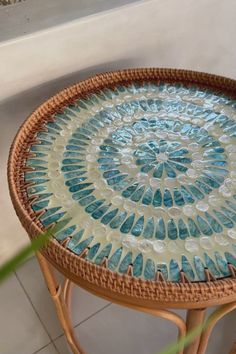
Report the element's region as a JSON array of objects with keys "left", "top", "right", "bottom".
[{"left": 25, "top": 82, "right": 236, "bottom": 282}]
